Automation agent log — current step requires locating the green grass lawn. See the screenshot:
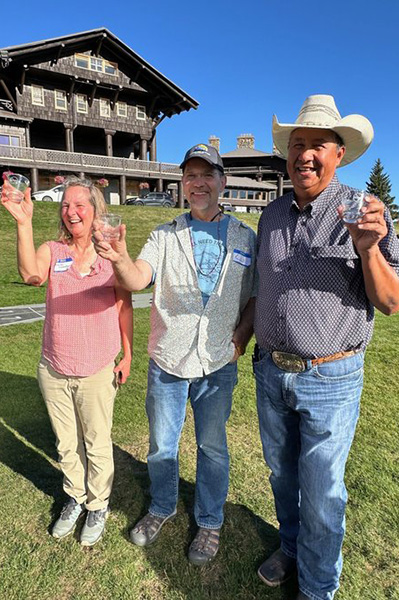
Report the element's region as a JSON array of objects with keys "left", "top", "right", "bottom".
[
  {"left": 0, "top": 205, "right": 398, "bottom": 600},
  {"left": 0, "top": 203, "right": 260, "bottom": 307}
]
